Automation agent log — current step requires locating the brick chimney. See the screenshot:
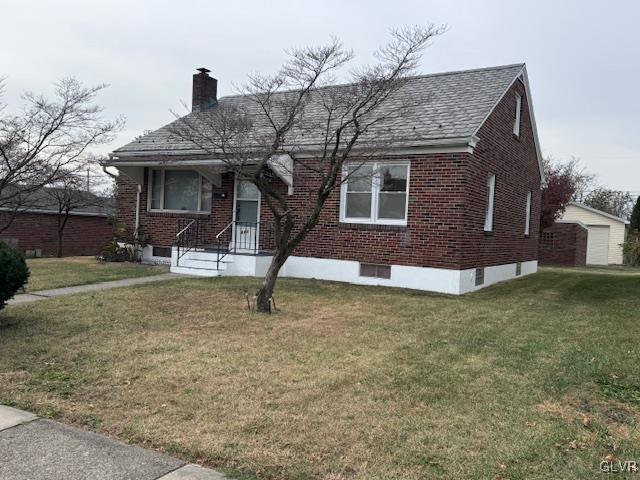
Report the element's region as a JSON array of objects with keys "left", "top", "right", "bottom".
[{"left": 192, "top": 67, "right": 217, "bottom": 112}]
